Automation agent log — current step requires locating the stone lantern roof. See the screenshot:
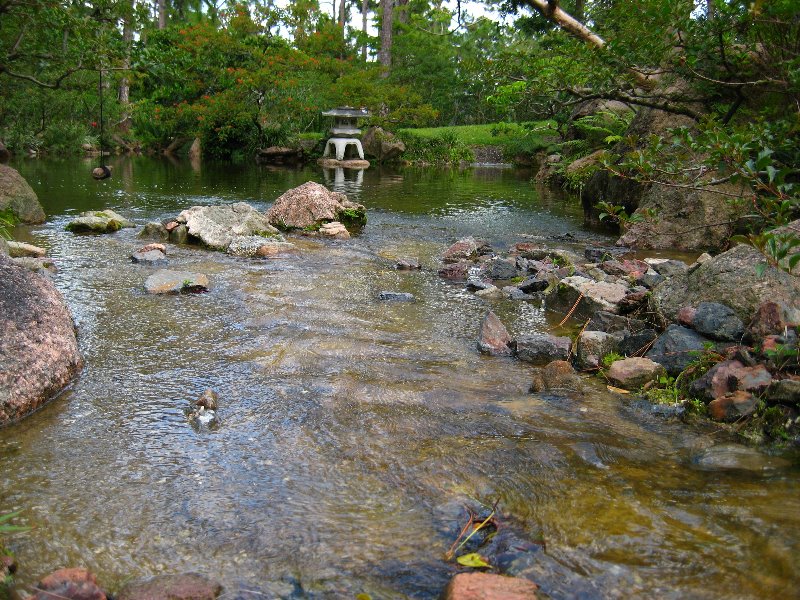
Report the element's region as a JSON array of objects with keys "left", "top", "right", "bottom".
[{"left": 321, "top": 107, "right": 371, "bottom": 118}]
